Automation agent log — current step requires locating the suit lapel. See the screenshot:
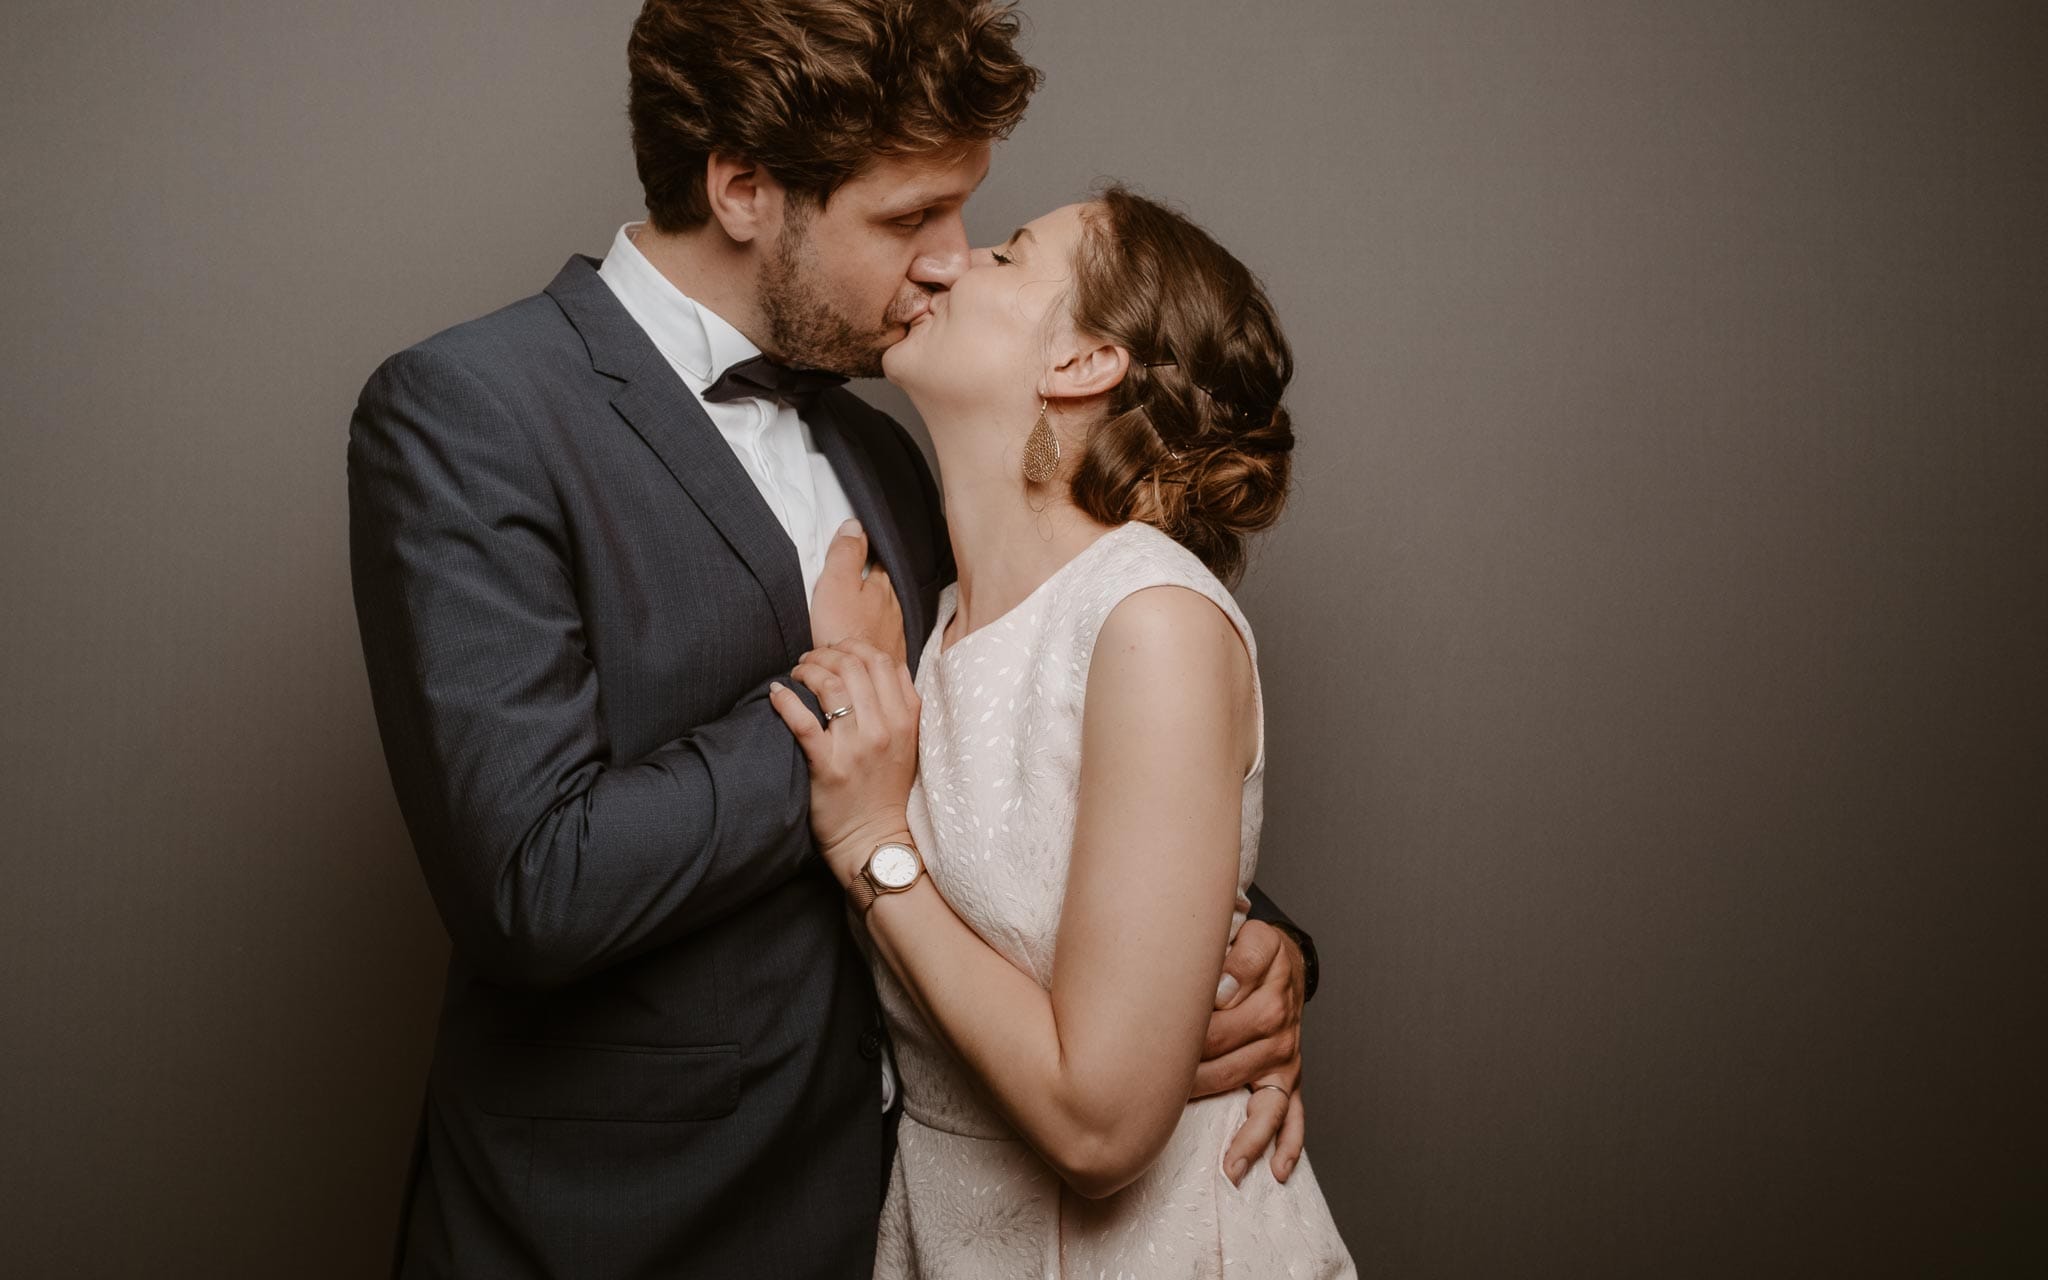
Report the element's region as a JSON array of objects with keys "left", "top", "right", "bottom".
[
  {"left": 546, "top": 256, "right": 813, "bottom": 665},
  {"left": 806, "top": 391, "right": 928, "bottom": 670}
]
